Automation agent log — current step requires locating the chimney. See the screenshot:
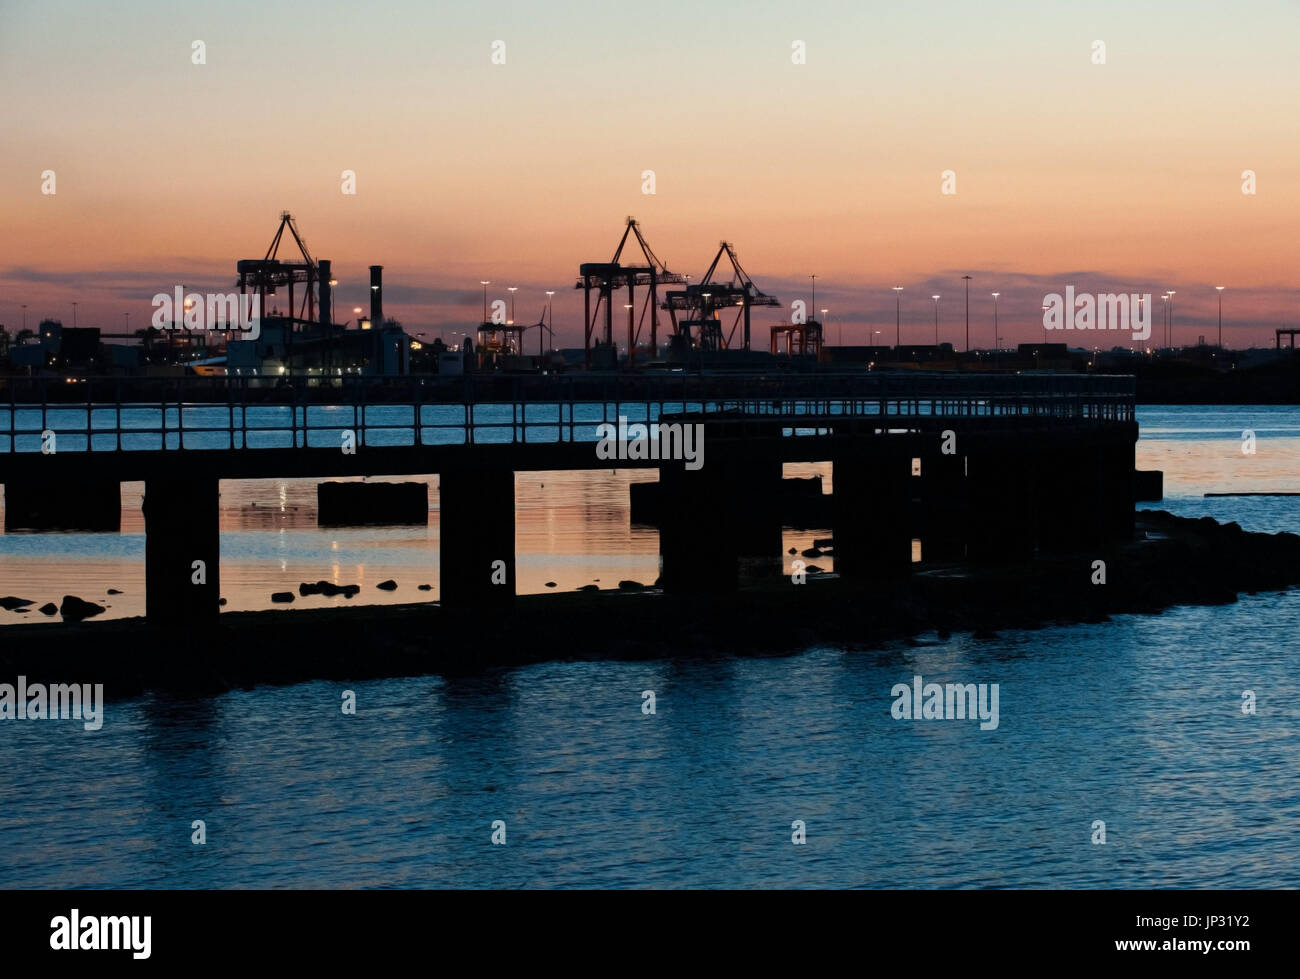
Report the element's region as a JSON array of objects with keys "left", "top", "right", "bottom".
[
  {"left": 370, "top": 265, "right": 383, "bottom": 331},
  {"left": 318, "top": 259, "right": 331, "bottom": 331}
]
